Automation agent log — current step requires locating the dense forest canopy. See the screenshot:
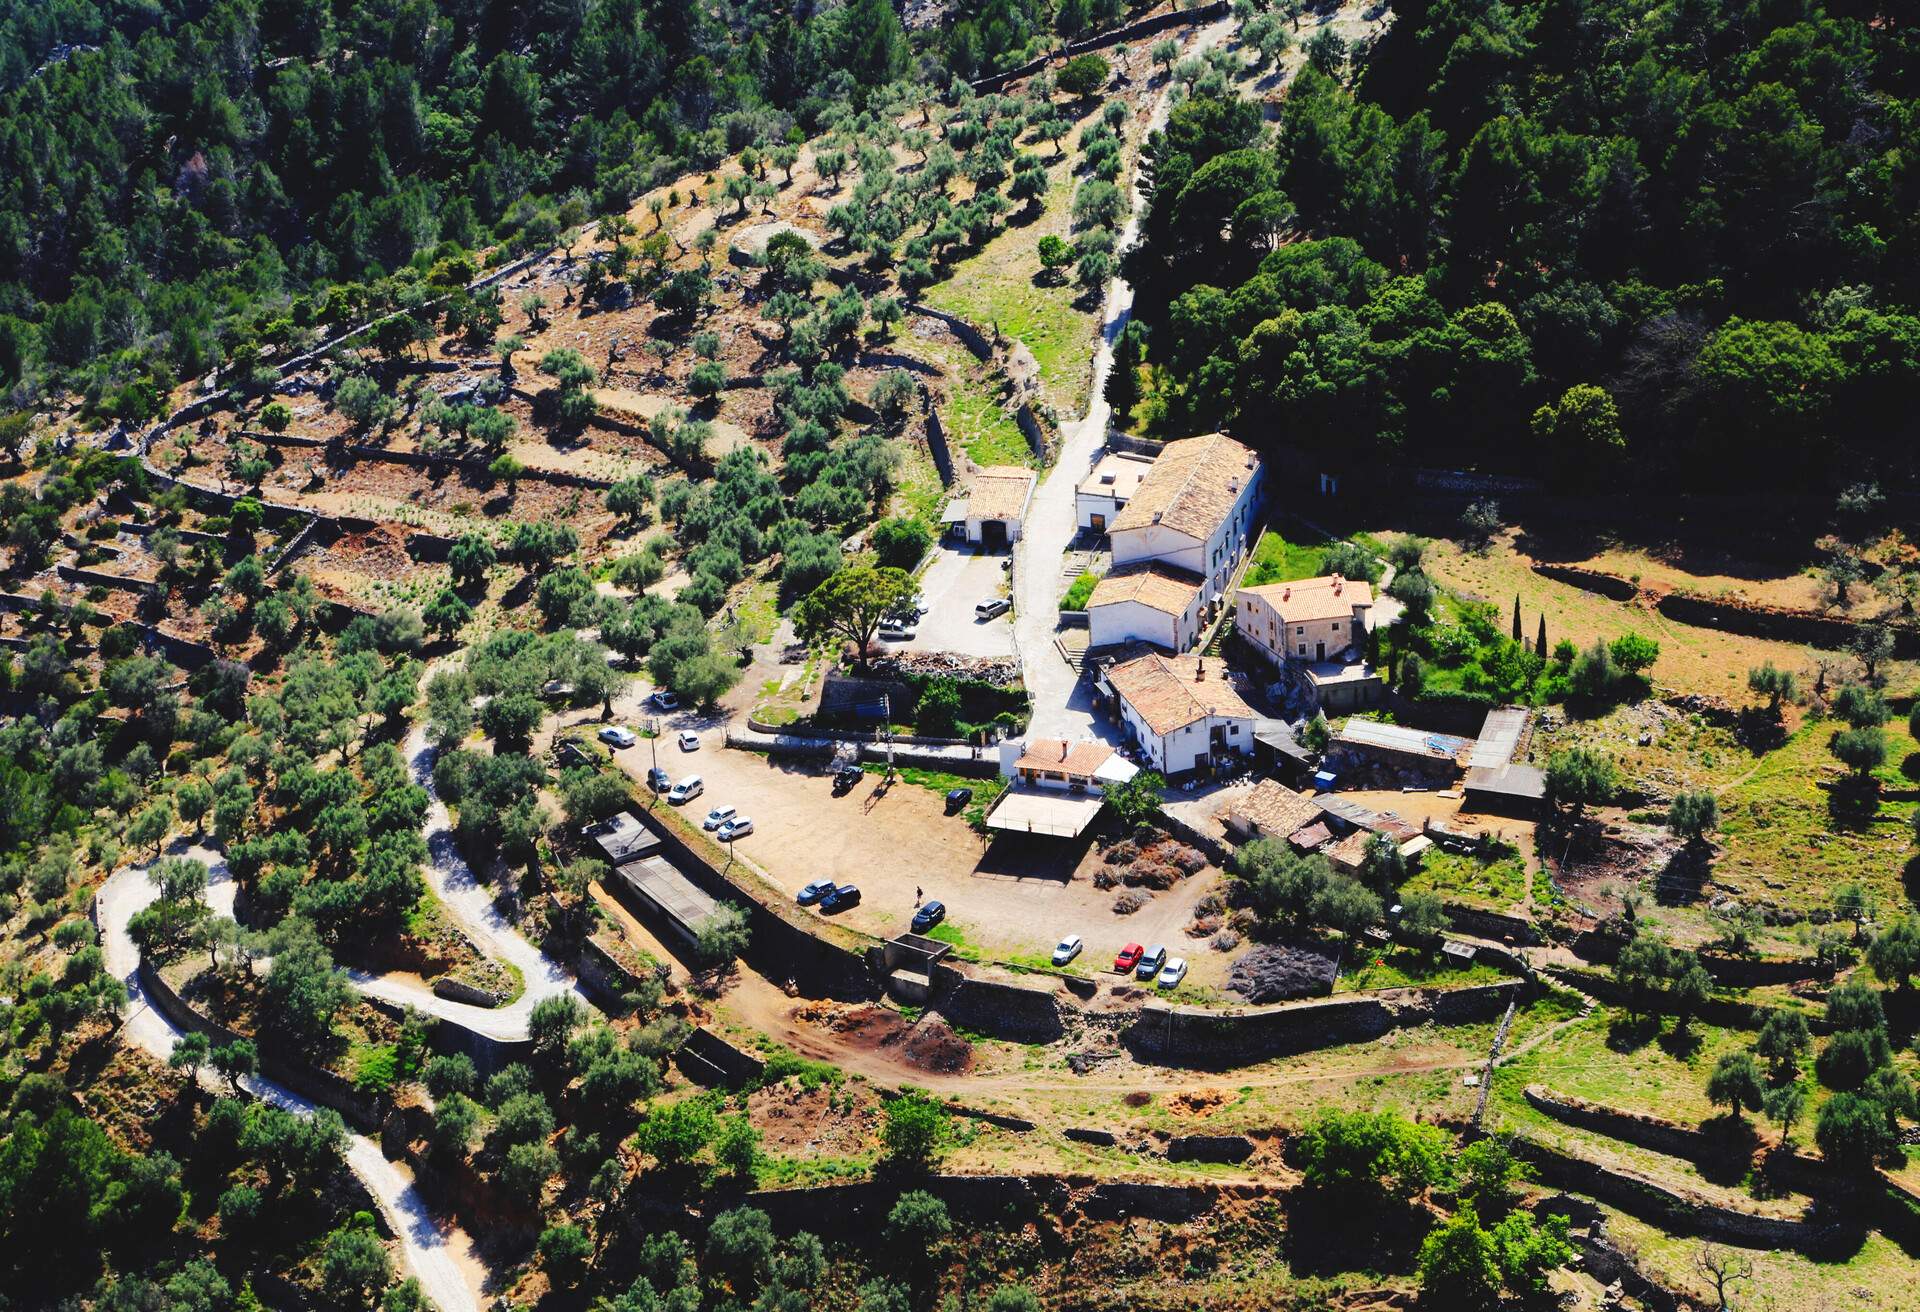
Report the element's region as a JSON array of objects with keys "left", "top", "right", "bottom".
[
  {"left": 0, "top": 0, "right": 1136, "bottom": 422},
  {"left": 1123, "top": 0, "right": 1920, "bottom": 491}
]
